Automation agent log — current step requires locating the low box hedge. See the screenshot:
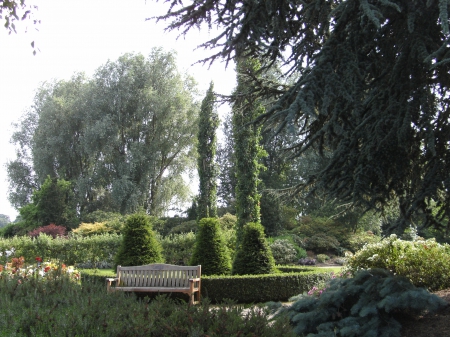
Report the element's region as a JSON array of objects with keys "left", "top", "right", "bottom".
[{"left": 81, "top": 268, "right": 333, "bottom": 303}]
